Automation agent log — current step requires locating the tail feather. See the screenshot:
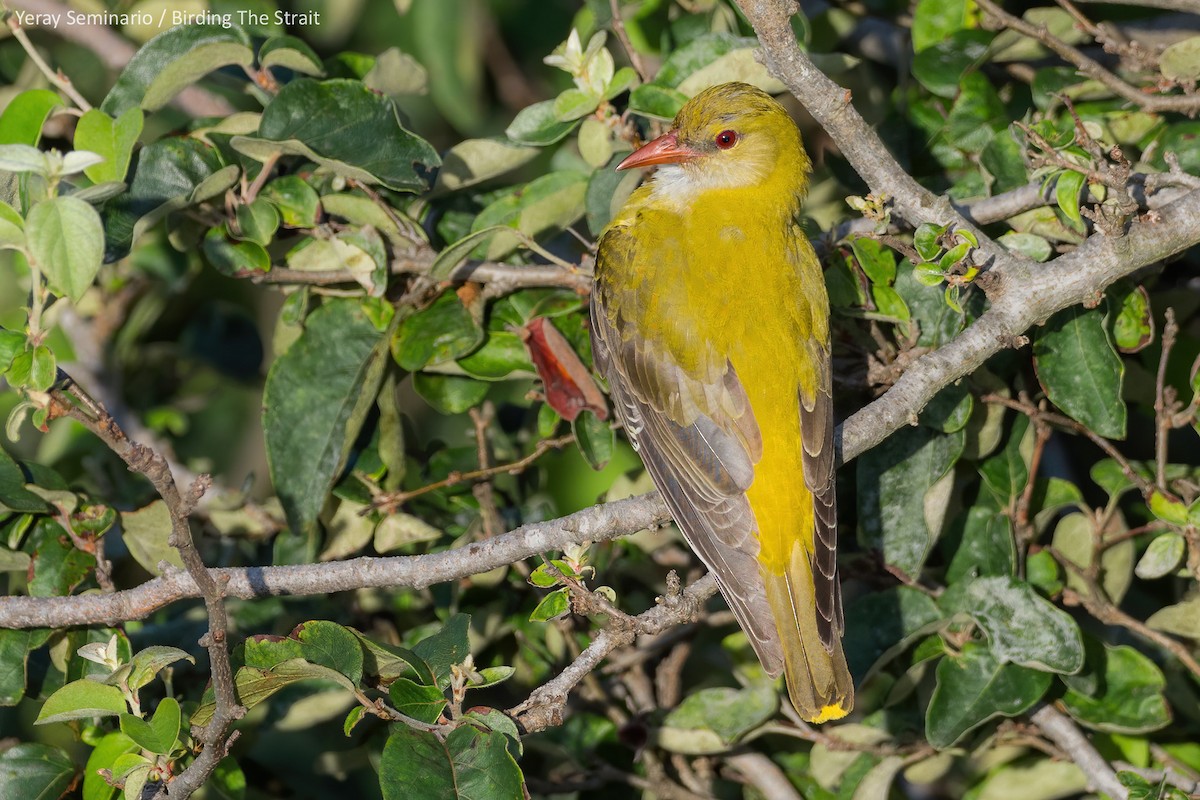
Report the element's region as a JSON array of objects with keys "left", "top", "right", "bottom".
[{"left": 763, "top": 546, "right": 853, "bottom": 723}]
